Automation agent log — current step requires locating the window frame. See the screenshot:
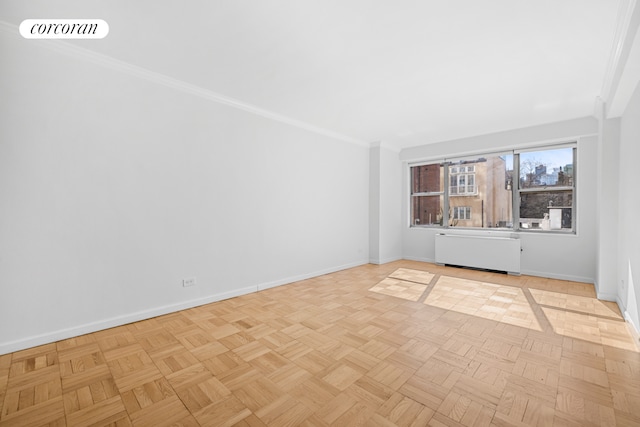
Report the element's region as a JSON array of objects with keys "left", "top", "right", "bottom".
[
  {"left": 408, "top": 142, "right": 577, "bottom": 234},
  {"left": 409, "top": 161, "right": 445, "bottom": 227},
  {"left": 452, "top": 206, "right": 472, "bottom": 220},
  {"left": 449, "top": 165, "right": 477, "bottom": 196},
  {"left": 514, "top": 144, "right": 576, "bottom": 233}
]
